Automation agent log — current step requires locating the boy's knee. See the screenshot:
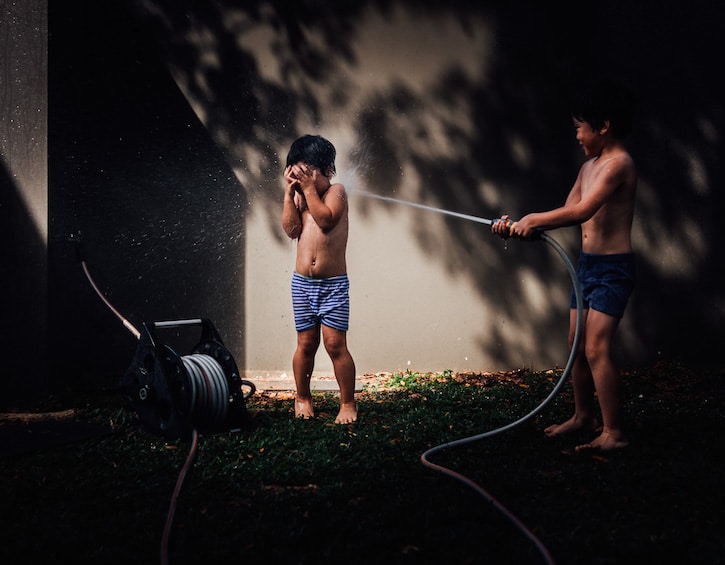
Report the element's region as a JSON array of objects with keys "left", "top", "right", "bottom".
[
  {"left": 584, "top": 340, "right": 610, "bottom": 366},
  {"left": 297, "top": 335, "right": 320, "bottom": 355},
  {"left": 324, "top": 341, "right": 343, "bottom": 358},
  {"left": 323, "top": 337, "right": 347, "bottom": 358}
]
